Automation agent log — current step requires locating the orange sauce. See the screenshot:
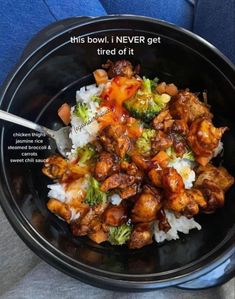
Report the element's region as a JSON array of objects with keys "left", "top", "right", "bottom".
[{"left": 98, "top": 76, "right": 141, "bottom": 129}]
